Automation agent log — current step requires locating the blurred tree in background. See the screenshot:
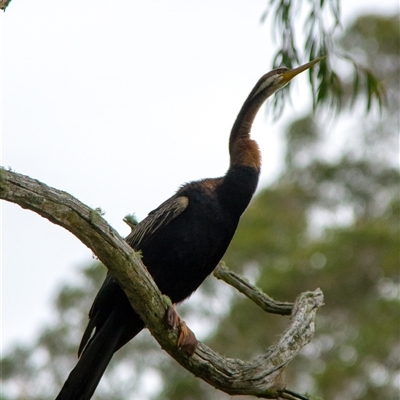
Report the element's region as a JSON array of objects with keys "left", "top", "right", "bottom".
[
  {"left": 1, "top": 12, "right": 399, "bottom": 400},
  {"left": 156, "top": 13, "right": 400, "bottom": 400}
]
